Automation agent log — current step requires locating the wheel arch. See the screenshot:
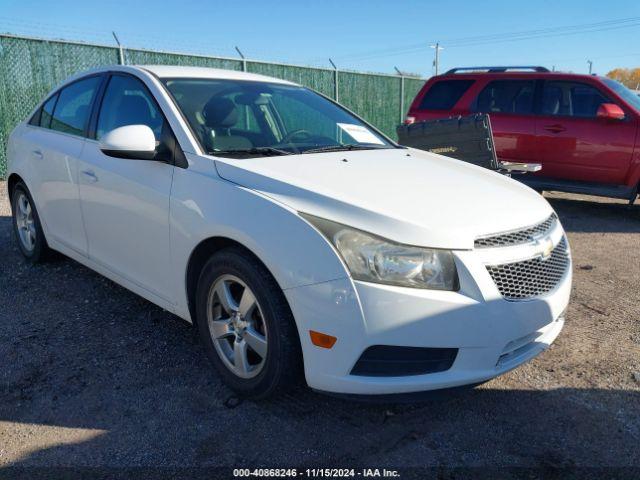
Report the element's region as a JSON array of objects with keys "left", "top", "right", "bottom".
[
  {"left": 7, "top": 173, "right": 25, "bottom": 204},
  {"left": 170, "top": 159, "right": 351, "bottom": 325},
  {"left": 185, "top": 236, "right": 283, "bottom": 326}
]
